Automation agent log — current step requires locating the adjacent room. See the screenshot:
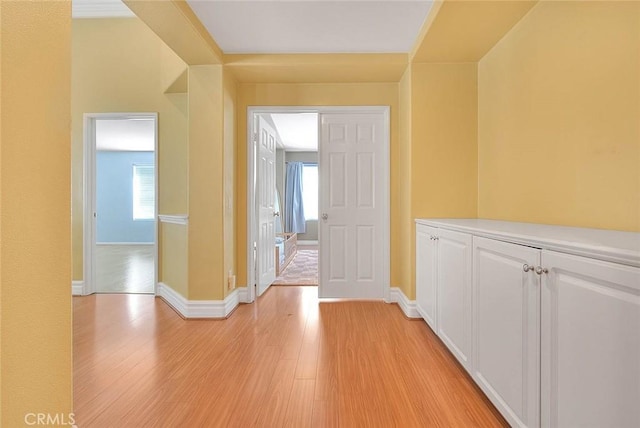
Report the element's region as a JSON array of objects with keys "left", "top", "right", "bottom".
[
  {"left": 94, "top": 117, "right": 156, "bottom": 294},
  {"left": 270, "top": 112, "right": 319, "bottom": 287}
]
